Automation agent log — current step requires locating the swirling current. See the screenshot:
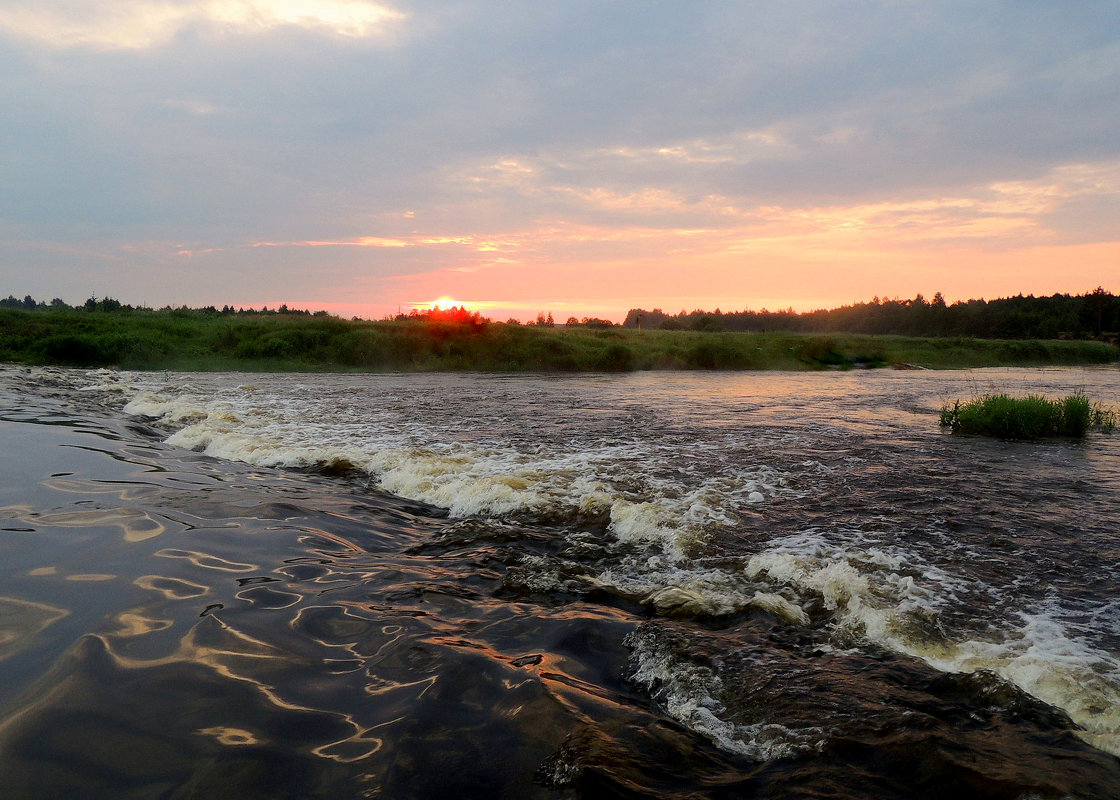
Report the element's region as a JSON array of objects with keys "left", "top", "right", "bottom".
[{"left": 1, "top": 364, "right": 1119, "bottom": 799}]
